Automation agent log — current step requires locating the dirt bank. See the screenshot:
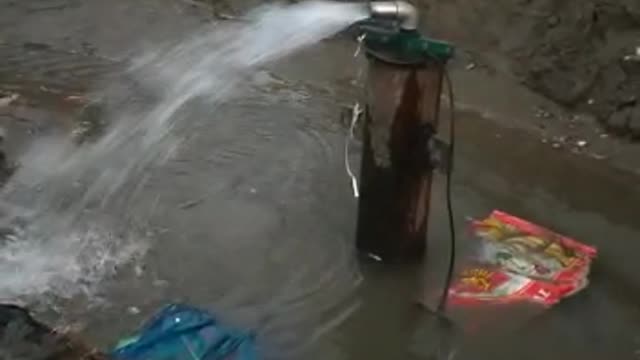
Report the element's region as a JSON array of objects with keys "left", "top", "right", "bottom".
[{"left": 422, "top": 0, "right": 640, "bottom": 138}]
